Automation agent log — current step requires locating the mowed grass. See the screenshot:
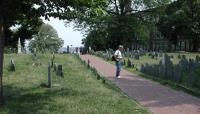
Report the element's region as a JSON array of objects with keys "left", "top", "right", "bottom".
[{"left": 0, "top": 54, "right": 149, "bottom": 114}]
